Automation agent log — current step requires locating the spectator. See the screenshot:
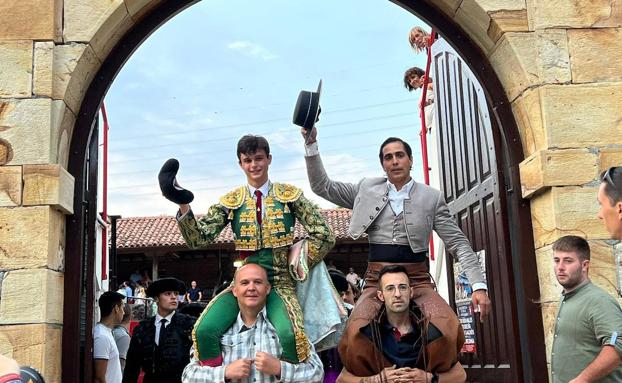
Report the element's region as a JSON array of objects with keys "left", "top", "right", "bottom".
[
  {"left": 329, "top": 270, "right": 354, "bottom": 311},
  {"left": 123, "top": 277, "right": 195, "bottom": 383},
  {"left": 134, "top": 284, "right": 147, "bottom": 306},
  {"left": 404, "top": 67, "right": 434, "bottom": 106},
  {"left": 550, "top": 235, "right": 622, "bottom": 382},
  {"left": 185, "top": 281, "right": 202, "bottom": 303},
  {"left": 94, "top": 291, "right": 125, "bottom": 383},
  {"left": 116, "top": 283, "right": 127, "bottom": 302},
  {"left": 141, "top": 269, "right": 152, "bottom": 286},
  {"left": 124, "top": 282, "right": 133, "bottom": 300},
  {"left": 598, "top": 167, "right": 622, "bottom": 239},
  {"left": 345, "top": 268, "right": 360, "bottom": 287},
  {"left": 129, "top": 270, "right": 142, "bottom": 285},
  {"left": 408, "top": 26, "right": 431, "bottom": 53},
  {"left": 182, "top": 264, "right": 324, "bottom": 382},
  {"left": 113, "top": 303, "right": 132, "bottom": 372}
]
